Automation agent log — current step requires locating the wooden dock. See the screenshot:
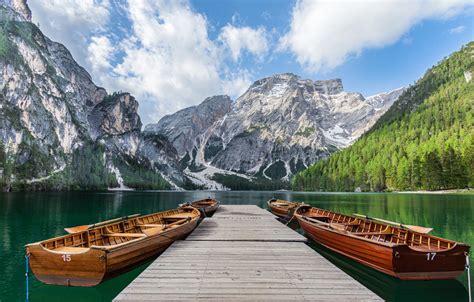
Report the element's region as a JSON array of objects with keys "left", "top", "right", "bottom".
[{"left": 114, "top": 205, "right": 381, "bottom": 301}]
